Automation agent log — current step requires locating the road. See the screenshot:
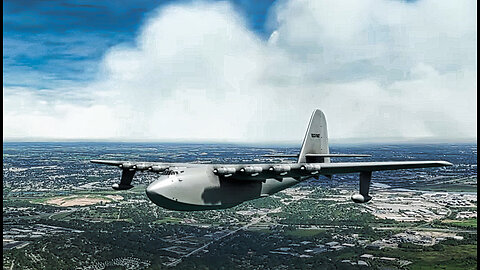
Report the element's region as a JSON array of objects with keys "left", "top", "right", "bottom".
[{"left": 165, "top": 207, "right": 282, "bottom": 267}]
